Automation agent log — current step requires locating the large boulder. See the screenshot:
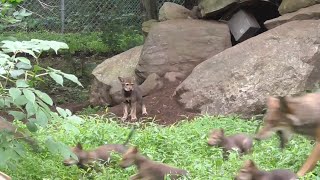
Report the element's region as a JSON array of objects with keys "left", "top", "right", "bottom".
[
  {"left": 139, "top": 73, "right": 163, "bottom": 96},
  {"left": 142, "top": 19, "right": 158, "bottom": 37},
  {"left": 278, "top": 0, "right": 320, "bottom": 15},
  {"left": 198, "top": 0, "right": 238, "bottom": 18},
  {"left": 135, "top": 19, "right": 231, "bottom": 82},
  {"left": 159, "top": 2, "right": 194, "bottom": 21},
  {"left": 89, "top": 46, "right": 142, "bottom": 106},
  {"left": 174, "top": 20, "right": 320, "bottom": 118},
  {"left": 265, "top": 4, "right": 320, "bottom": 29}
]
